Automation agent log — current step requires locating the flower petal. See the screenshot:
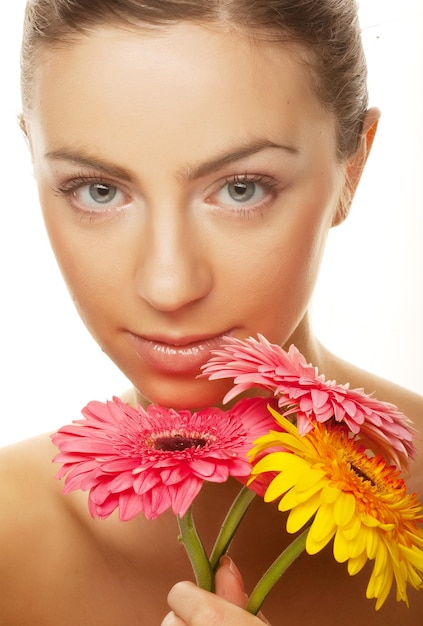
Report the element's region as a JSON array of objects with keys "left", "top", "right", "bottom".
[{"left": 286, "top": 492, "right": 321, "bottom": 534}]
